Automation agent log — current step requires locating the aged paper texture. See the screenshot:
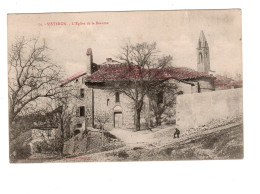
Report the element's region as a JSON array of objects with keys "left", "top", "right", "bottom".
[{"left": 8, "top": 10, "right": 243, "bottom": 163}]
